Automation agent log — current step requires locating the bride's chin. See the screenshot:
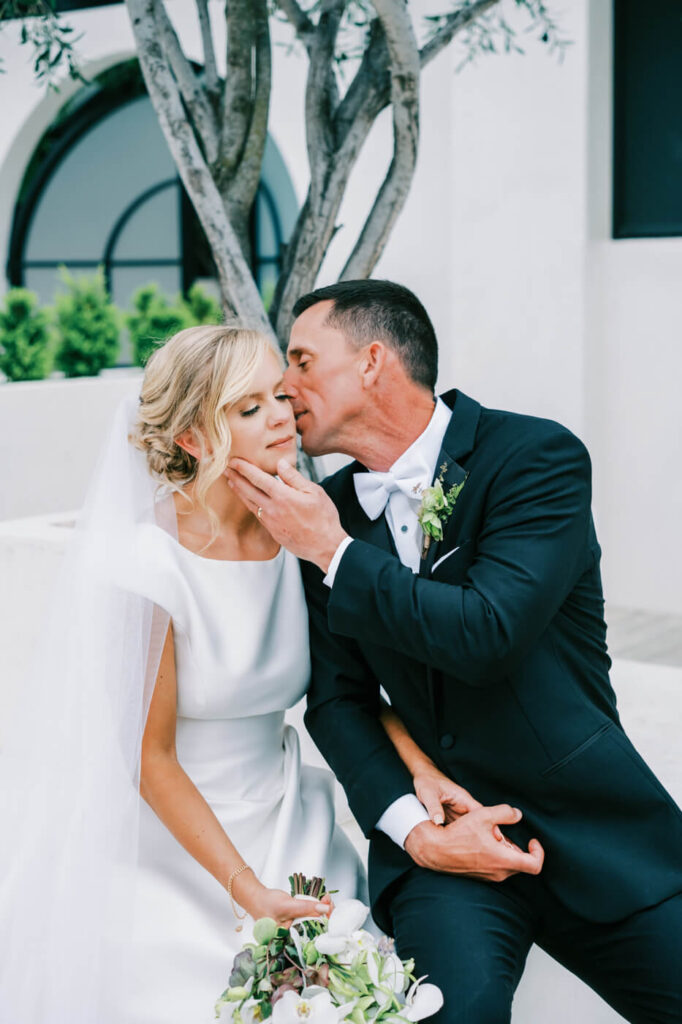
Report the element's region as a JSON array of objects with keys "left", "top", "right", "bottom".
[
  {"left": 268, "top": 452, "right": 298, "bottom": 473},
  {"left": 252, "top": 453, "right": 297, "bottom": 476}
]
